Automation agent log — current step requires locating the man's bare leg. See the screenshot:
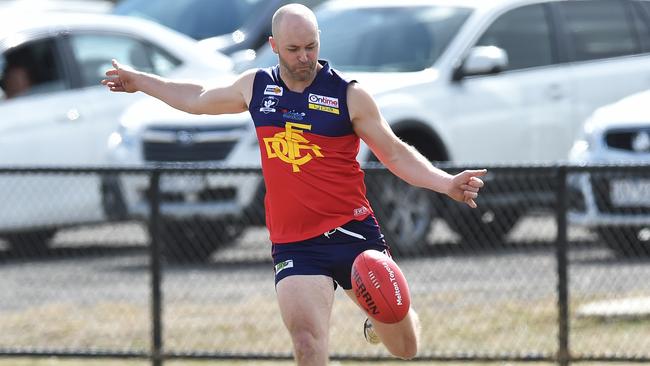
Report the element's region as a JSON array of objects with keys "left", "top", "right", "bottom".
[
  {"left": 345, "top": 290, "right": 420, "bottom": 359},
  {"left": 276, "top": 275, "right": 335, "bottom": 366}
]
